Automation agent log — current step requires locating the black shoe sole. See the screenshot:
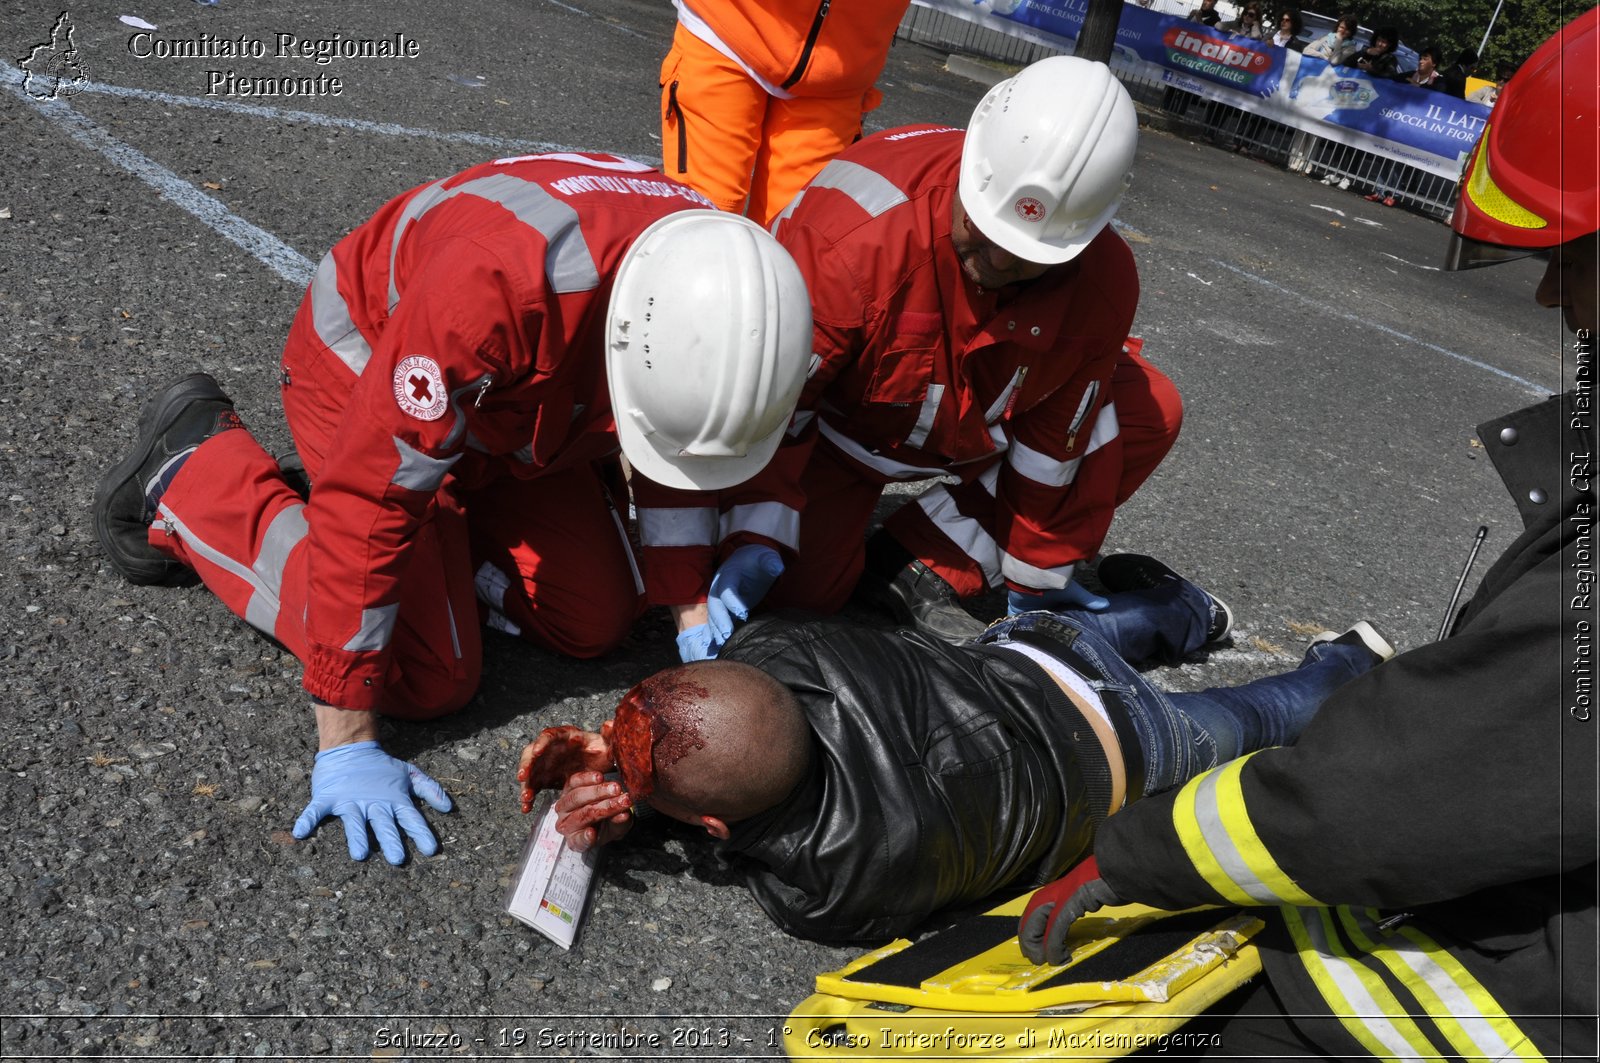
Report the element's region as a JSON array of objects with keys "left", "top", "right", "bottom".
[
  {"left": 92, "top": 374, "right": 230, "bottom": 586},
  {"left": 1310, "top": 621, "right": 1397, "bottom": 663}
]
